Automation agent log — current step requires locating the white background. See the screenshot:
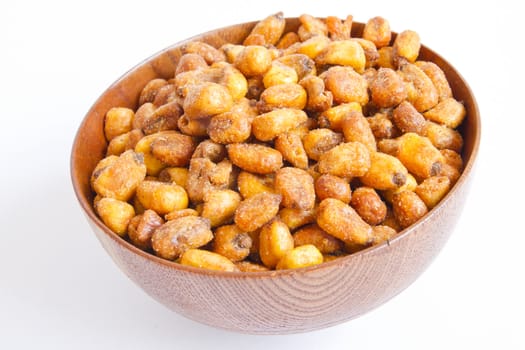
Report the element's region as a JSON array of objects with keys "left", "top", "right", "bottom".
[{"left": 1, "top": 0, "right": 523, "bottom": 348}]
